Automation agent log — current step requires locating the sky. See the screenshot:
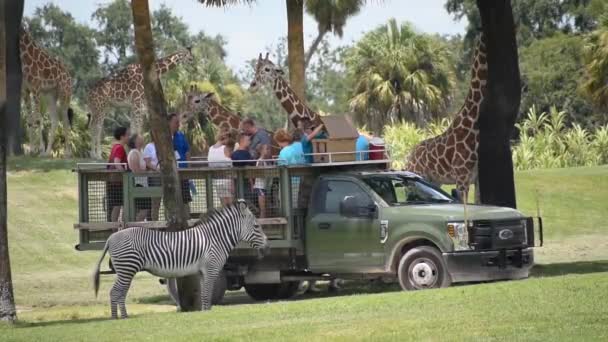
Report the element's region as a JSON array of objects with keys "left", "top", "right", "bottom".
[{"left": 24, "top": 0, "right": 467, "bottom": 72}]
